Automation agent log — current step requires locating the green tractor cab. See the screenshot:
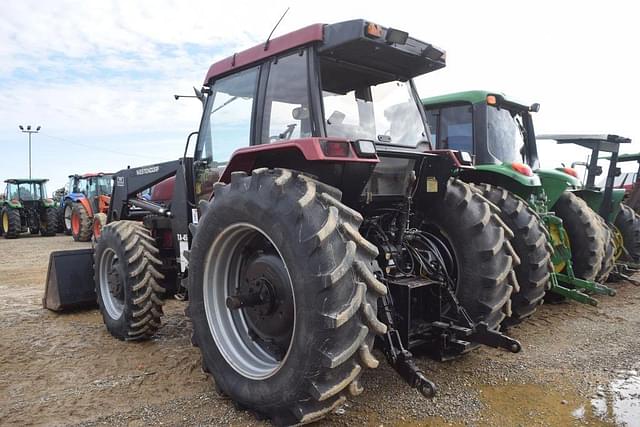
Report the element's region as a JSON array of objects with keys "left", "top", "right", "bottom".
[
  {"left": 423, "top": 91, "right": 615, "bottom": 307},
  {"left": 1, "top": 179, "right": 58, "bottom": 238}
]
